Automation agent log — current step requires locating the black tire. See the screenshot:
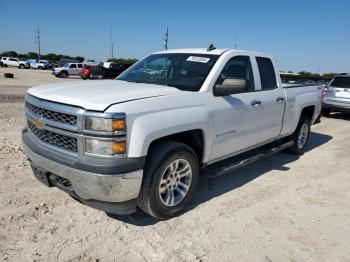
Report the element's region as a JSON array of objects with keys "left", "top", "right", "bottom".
[
  {"left": 59, "top": 71, "right": 68, "bottom": 78},
  {"left": 19, "top": 64, "right": 25, "bottom": 69},
  {"left": 38, "top": 66, "right": 43, "bottom": 70},
  {"left": 321, "top": 108, "right": 331, "bottom": 117},
  {"left": 4, "top": 73, "right": 14, "bottom": 78},
  {"left": 4, "top": 64, "right": 8, "bottom": 67},
  {"left": 286, "top": 116, "right": 311, "bottom": 155},
  {"left": 137, "top": 141, "right": 199, "bottom": 220}
]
